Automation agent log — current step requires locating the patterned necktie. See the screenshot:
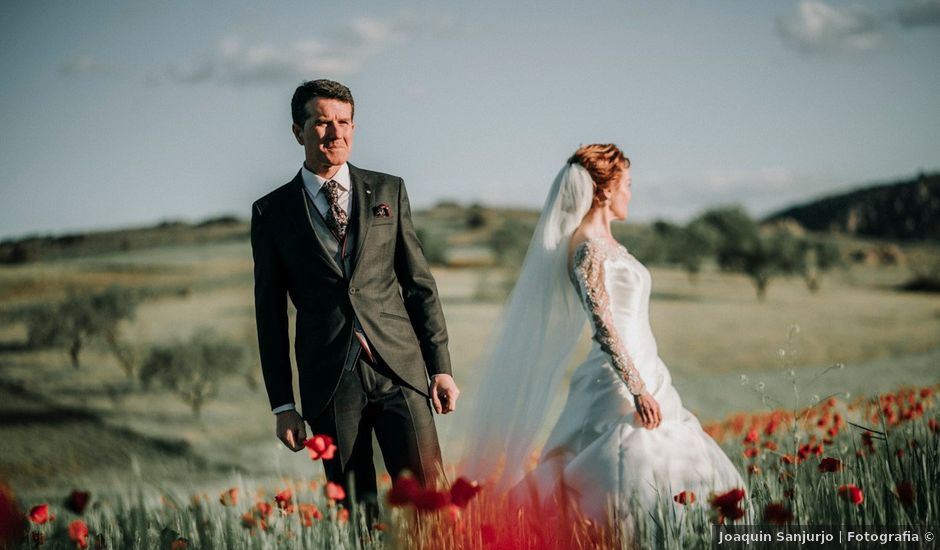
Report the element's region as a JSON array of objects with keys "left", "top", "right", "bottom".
[{"left": 322, "top": 180, "right": 348, "bottom": 242}]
